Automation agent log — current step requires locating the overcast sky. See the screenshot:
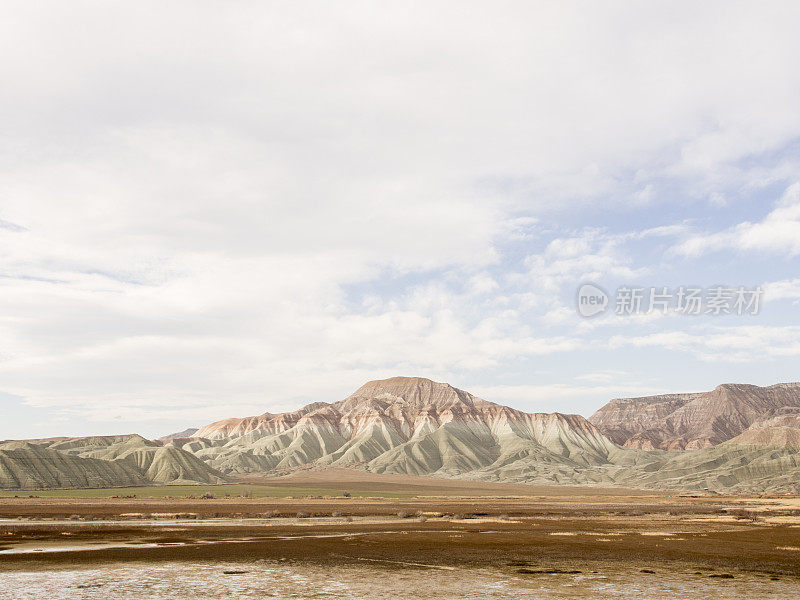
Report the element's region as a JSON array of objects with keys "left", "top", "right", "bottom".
[{"left": 2, "top": 1, "right": 800, "bottom": 439}]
